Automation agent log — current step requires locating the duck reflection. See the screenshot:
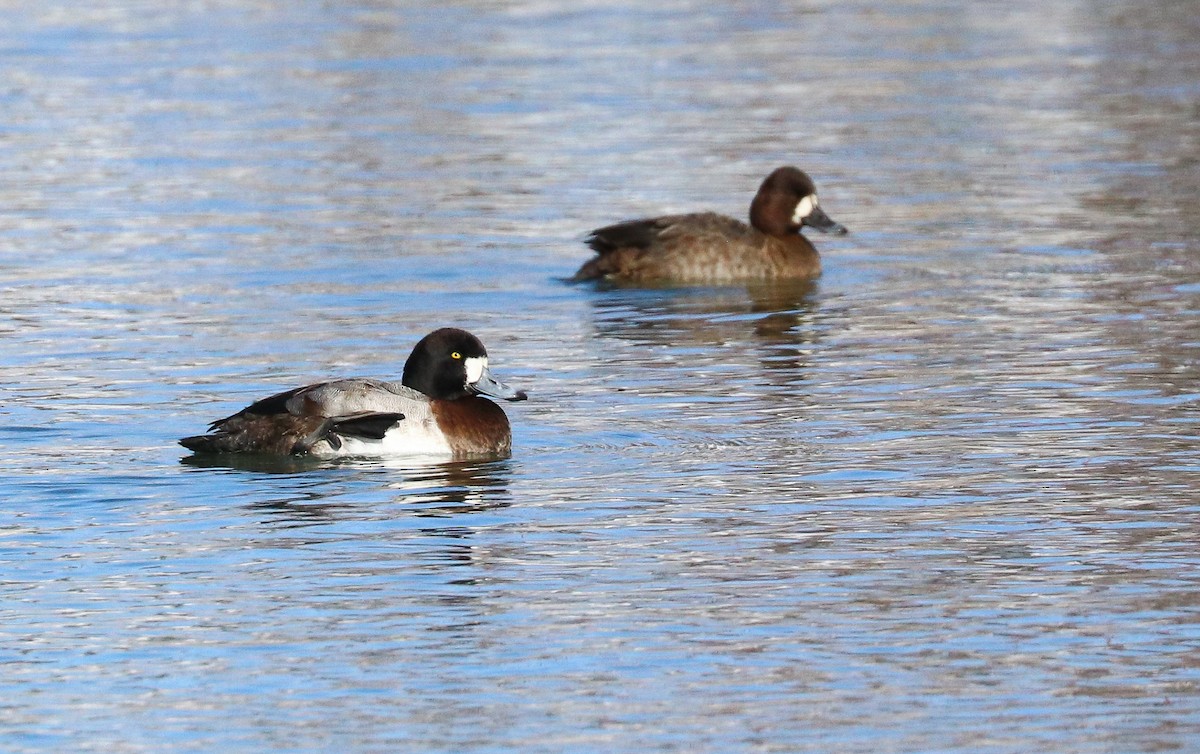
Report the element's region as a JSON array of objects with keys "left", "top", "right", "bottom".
[
  {"left": 1078, "top": 2, "right": 1200, "bottom": 402},
  {"left": 586, "top": 278, "right": 820, "bottom": 380},
  {"left": 181, "top": 452, "right": 328, "bottom": 475},
  {"left": 380, "top": 457, "right": 514, "bottom": 518},
  {"left": 184, "top": 453, "right": 513, "bottom": 525}
]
